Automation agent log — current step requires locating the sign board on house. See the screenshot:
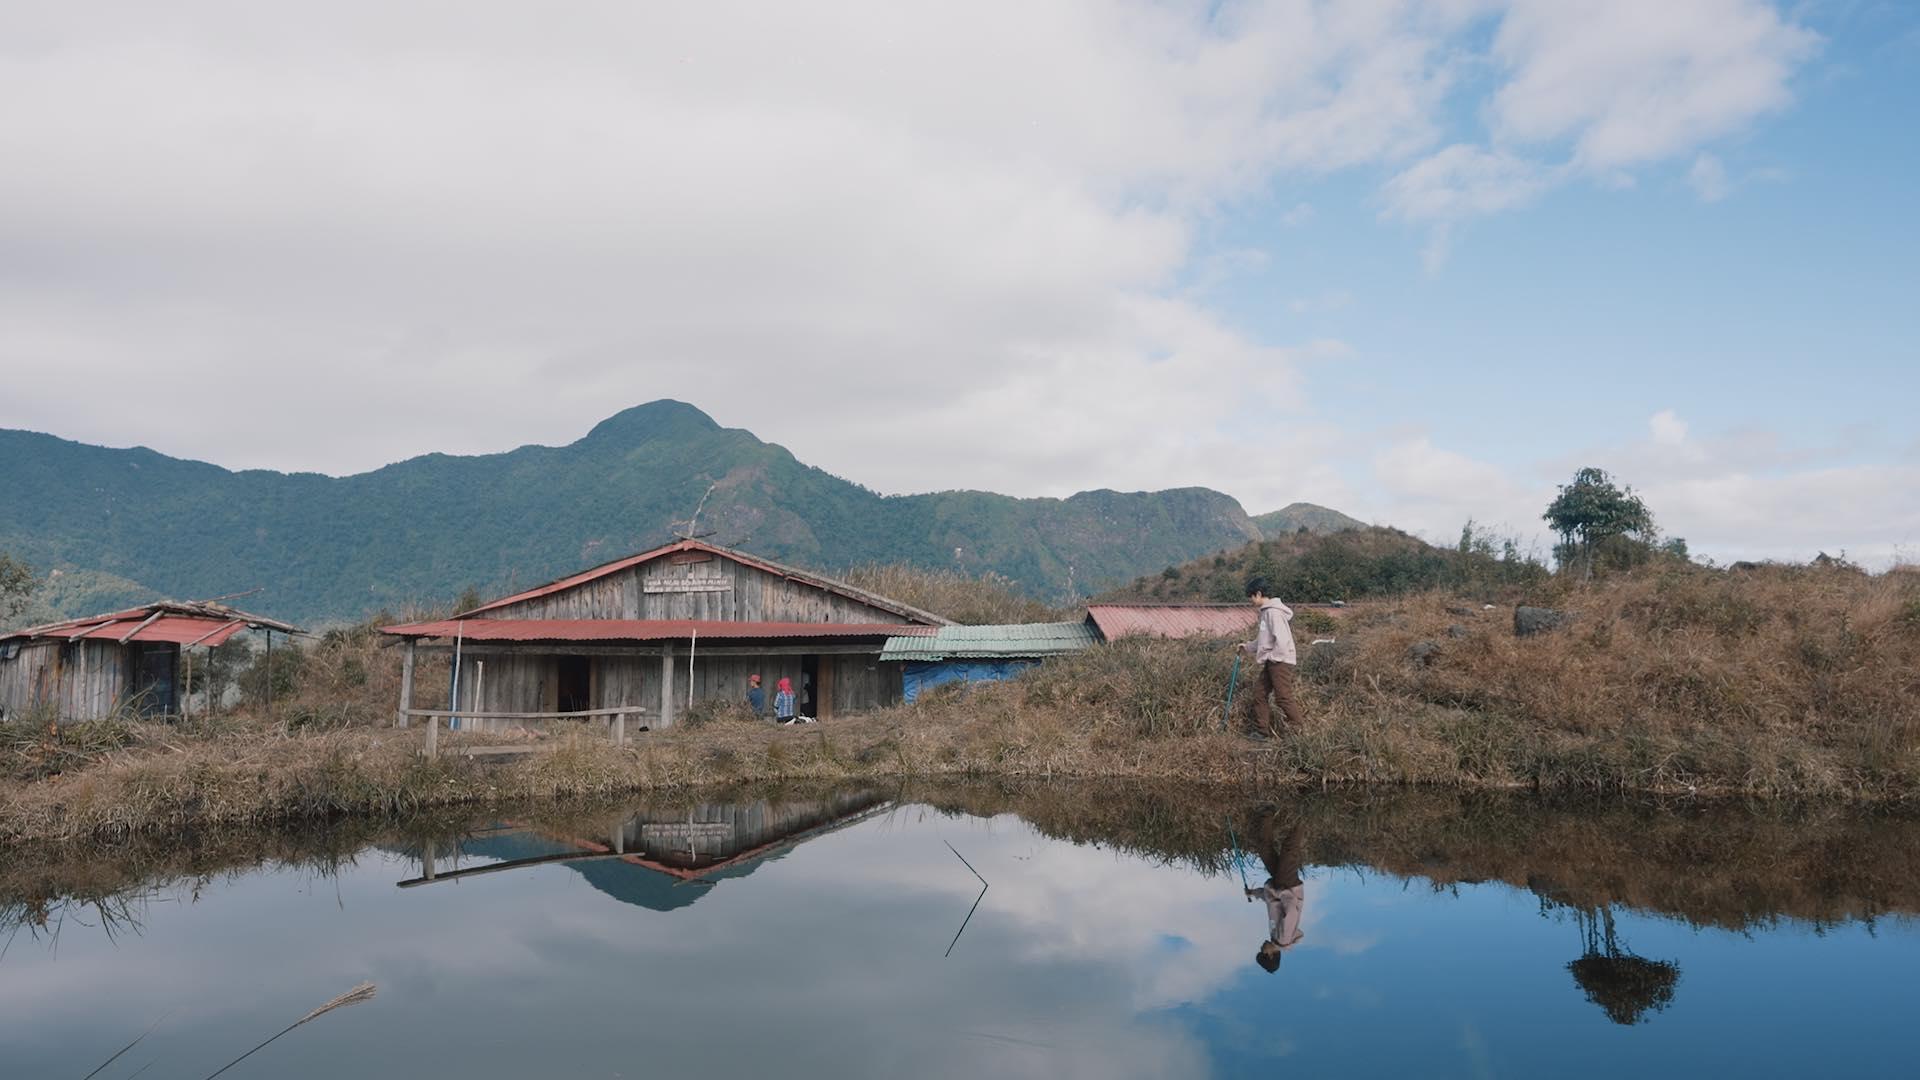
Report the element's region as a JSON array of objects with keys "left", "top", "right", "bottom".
[{"left": 644, "top": 575, "right": 733, "bottom": 594}]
